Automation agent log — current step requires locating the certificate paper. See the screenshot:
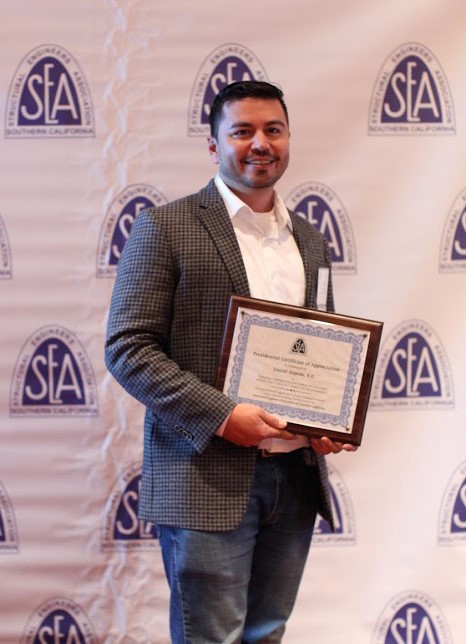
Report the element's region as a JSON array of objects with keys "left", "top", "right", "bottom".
[{"left": 216, "top": 296, "right": 383, "bottom": 445}]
